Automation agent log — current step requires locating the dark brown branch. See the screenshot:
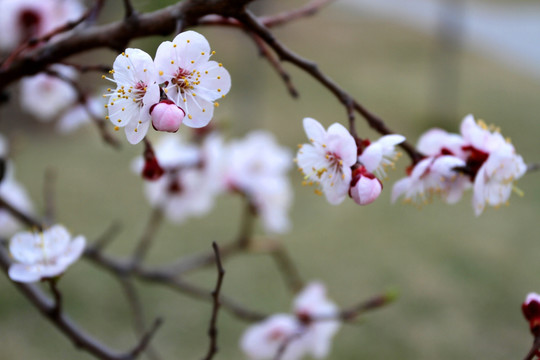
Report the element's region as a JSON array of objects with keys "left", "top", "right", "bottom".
[
  {"left": 337, "top": 291, "right": 397, "bottom": 322},
  {"left": 236, "top": 10, "right": 424, "bottom": 163},
  {"left": 248, "top": 32, "right": 299, "bottom": 98},
  {"left": 0, "top": 247, "right": 160, "bottom": 360},
  {"left": 84, "top": 247, "right": 267, "bottom": 322},
  {"left": 202, "top": 242, "right": 226, "bottom": 360},
  {"left": 123, "top": 0, "right": 137, "bottom": 19}
]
